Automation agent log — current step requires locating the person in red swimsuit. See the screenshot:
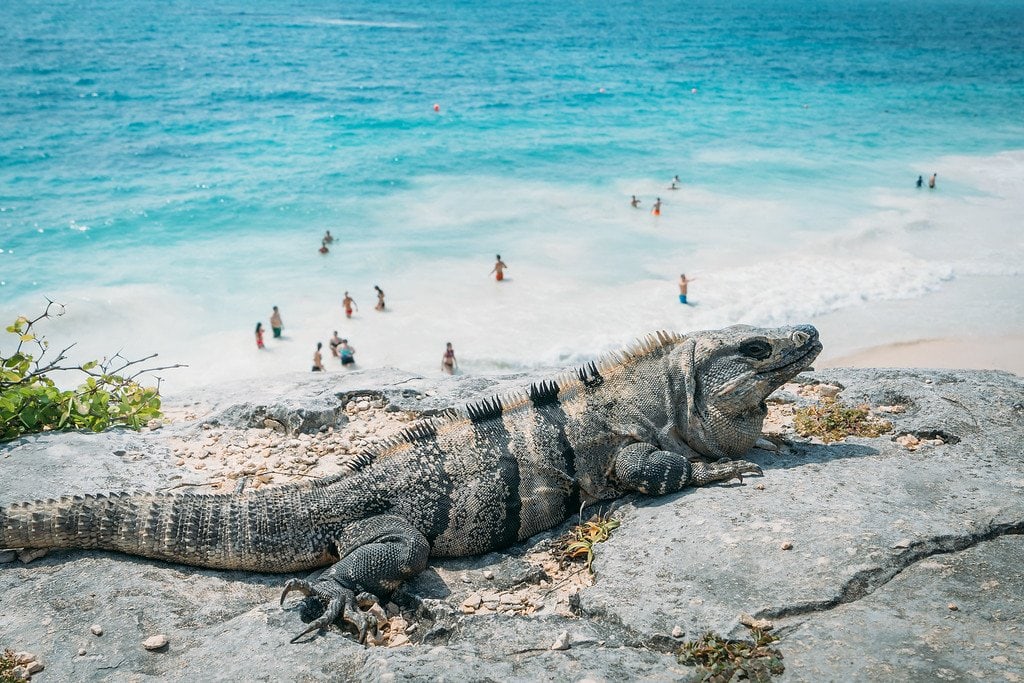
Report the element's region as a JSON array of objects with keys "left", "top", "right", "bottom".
[
  {"left": 255, "top": 322, "right": 265, "bottom": 349},
  {"left": 342, "top": 291, "right": 358, "bottom": 318}
]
